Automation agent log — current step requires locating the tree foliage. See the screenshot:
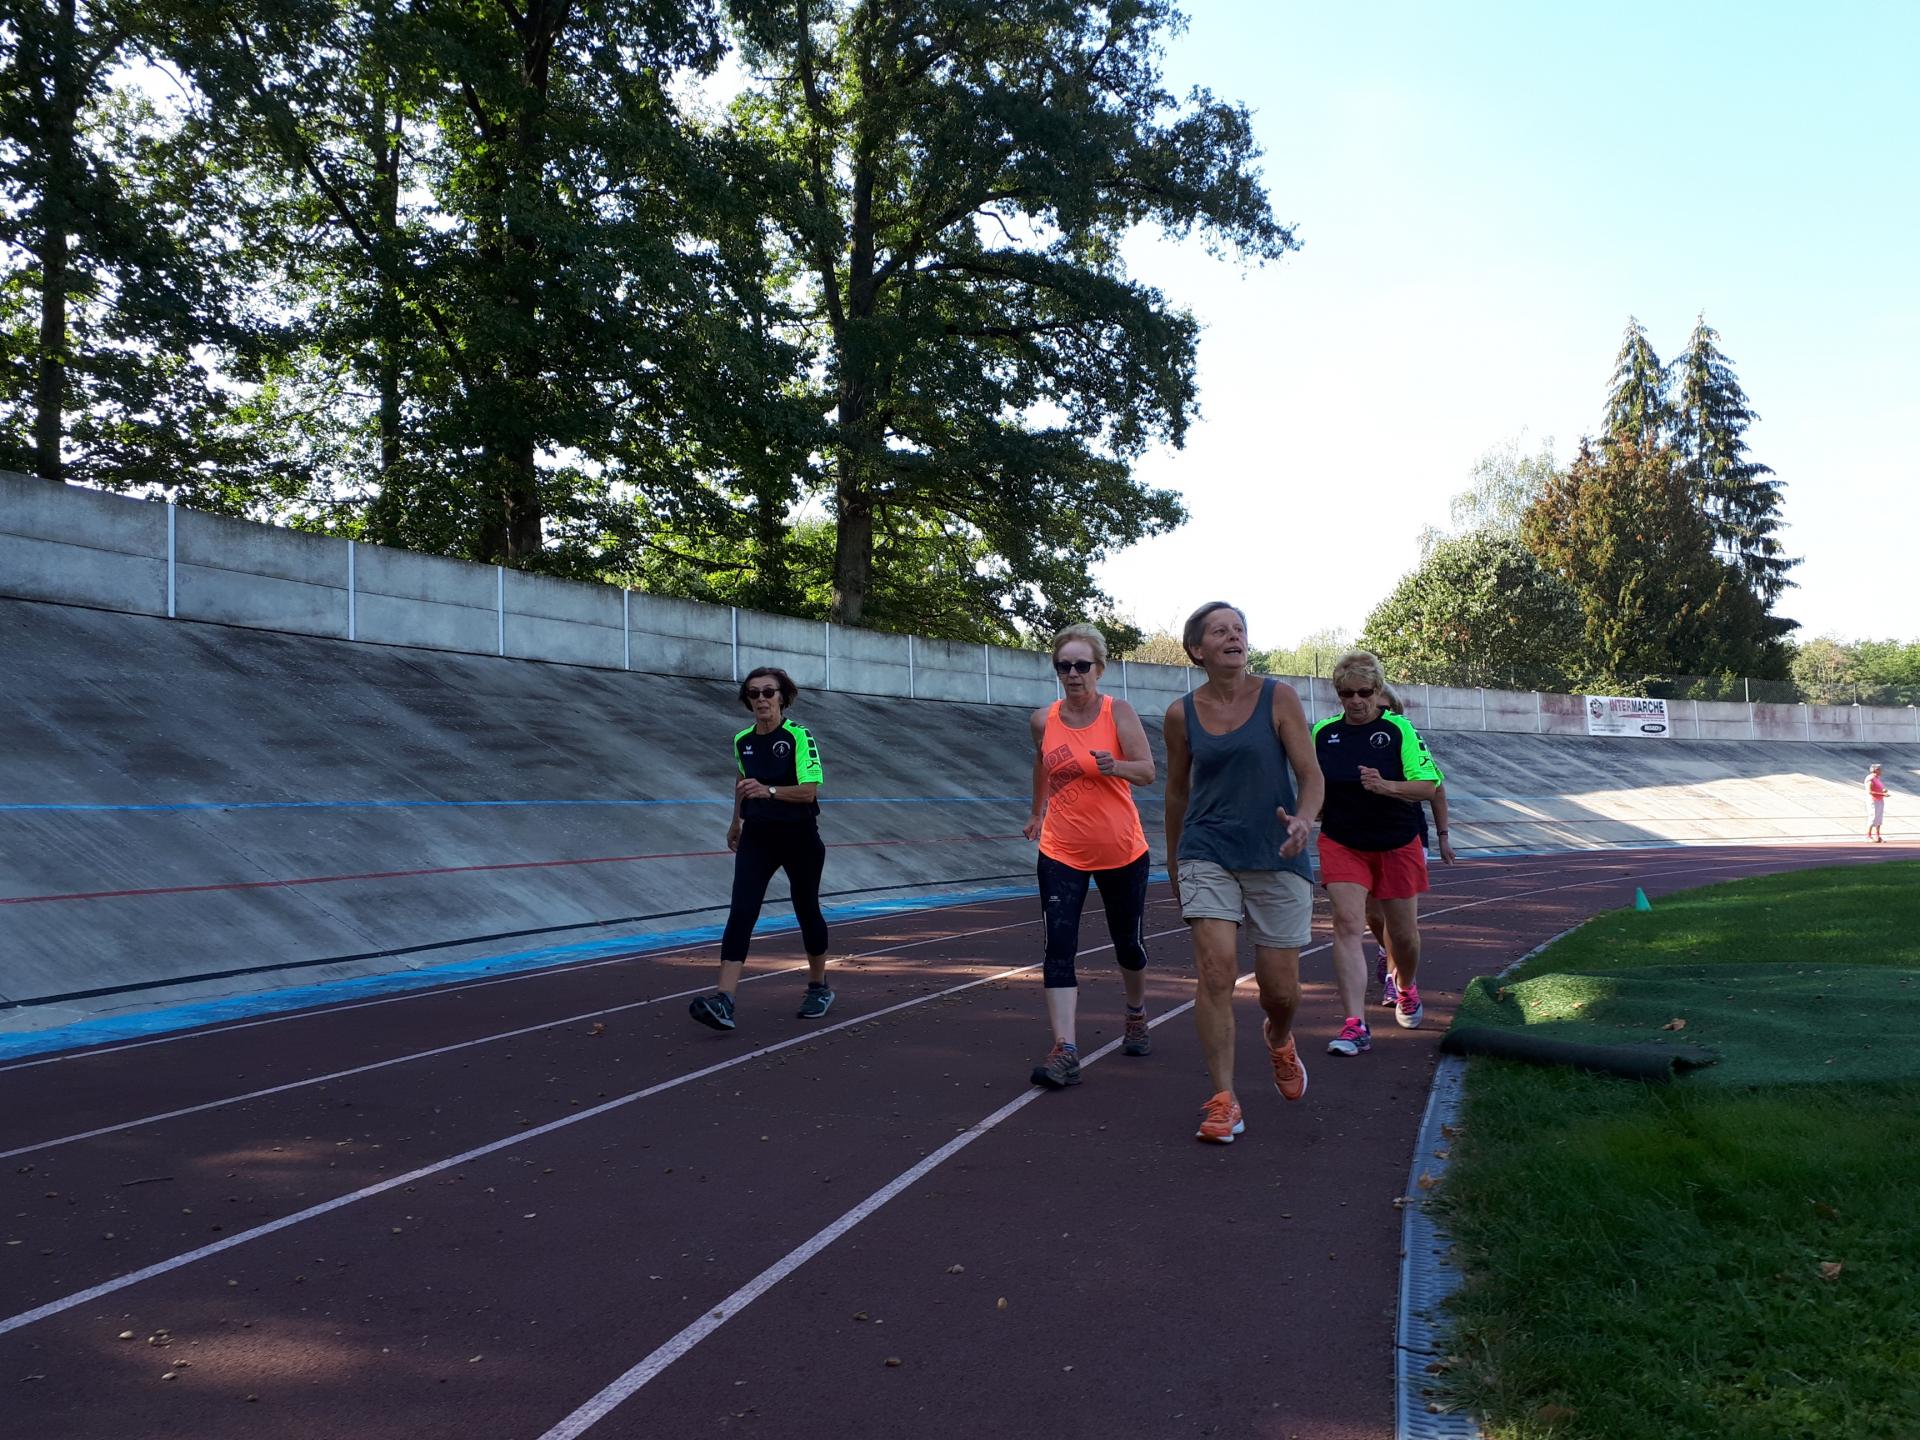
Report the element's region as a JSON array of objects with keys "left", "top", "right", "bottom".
[
  {"left": 0, "top": 0, "right": 263, "bottom": 495},
  {"left": 729, "top": 0, "right": 1294, "bottom": 633},
  {"left": 1602, "top": 316, "right": 1671, "bottom": 452},
  {"left": 1359, "top": 530, "right": 1581, "bottom": 690},
  {"left": 1672, "top": 313, "right": 1795, "bottom": 610},
  {"left": 1521, "top": 438, "right": 1787, "bottom": 683}
]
